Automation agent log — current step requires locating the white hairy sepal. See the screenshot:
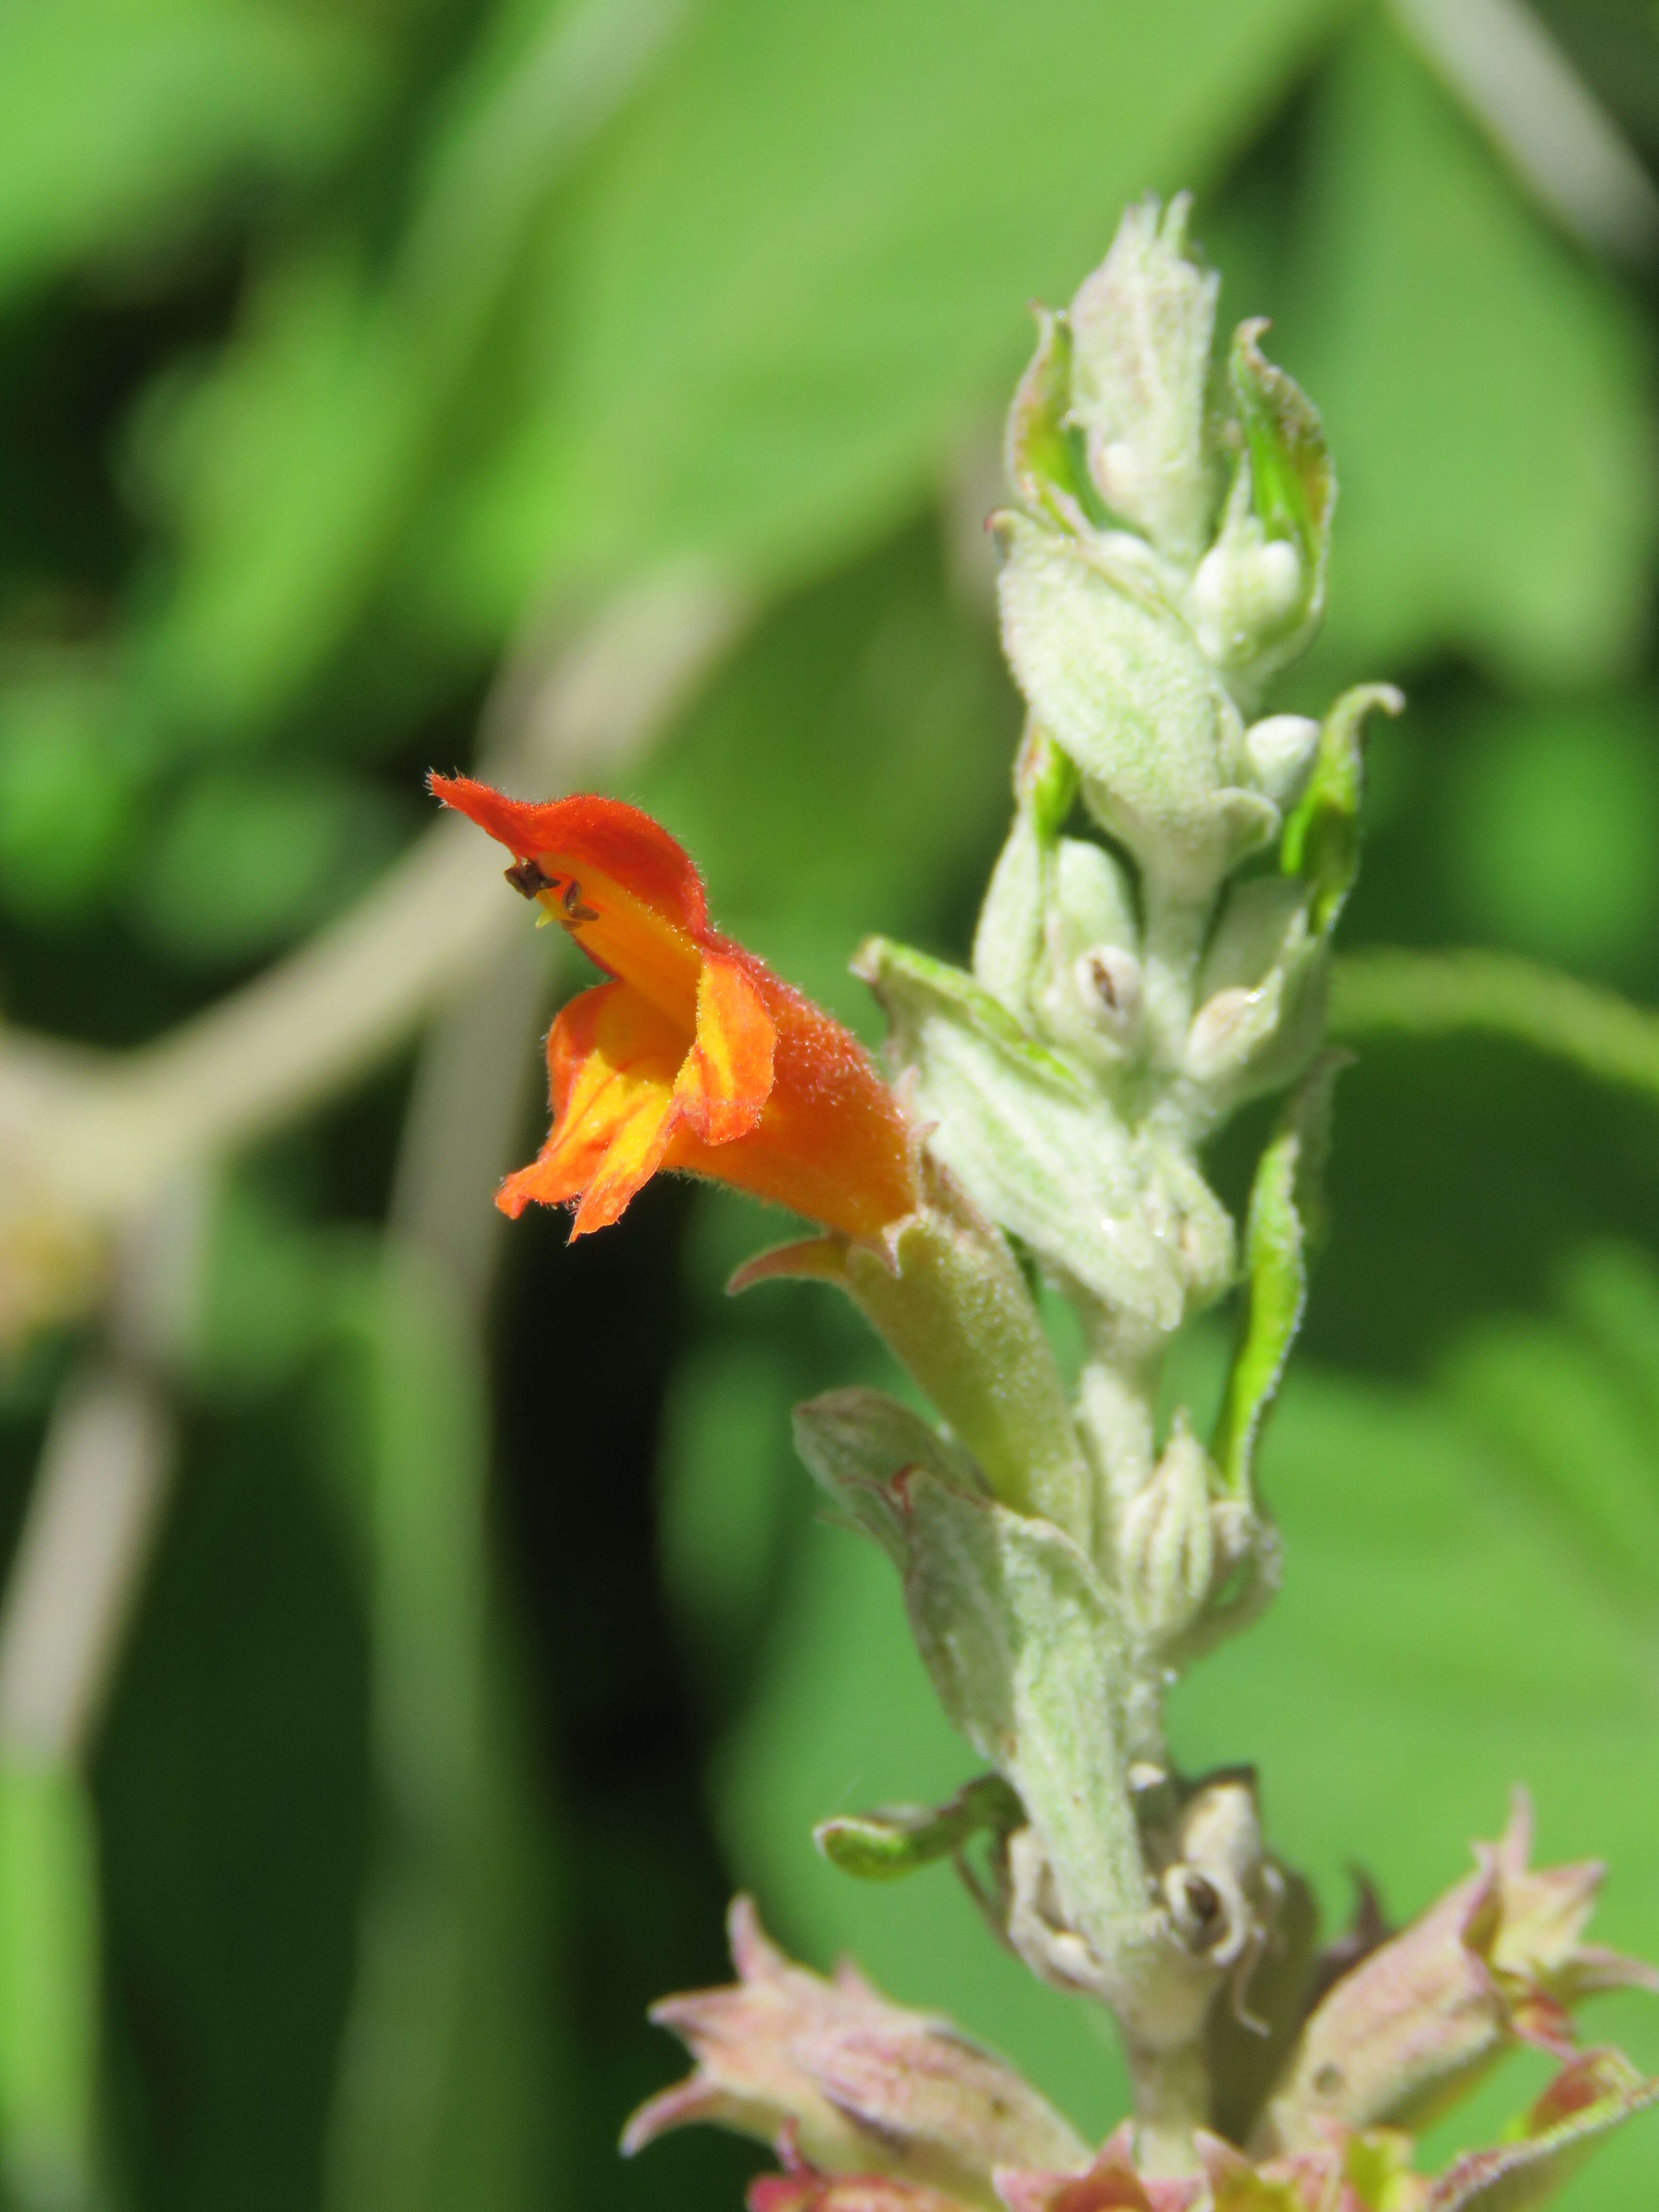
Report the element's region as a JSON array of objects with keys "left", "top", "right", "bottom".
[
  {"left": 996, "top": 513, "right": 1278, "bottom": 904},
  {"left": 1188, "top": 461, "right": 1309, "bottom": 674},
  {"left": 901, "top": 1476, "right": 1227, "bottom": 2045},
  {"left": 1119, "top": 1415, "right": 1259, "bottom": 1652},
  {"left": 1243, "top": 714, "right": 1320, "bottom": 811},
  {"left": 971, "top": 810, "right": 1046, "bottom": 1018},
  {"left": 739, "top": 1162, "right": 1096, "bottom": 1544},
  {"left": 1033, "top": 836, "right": 1143, "bottom": 1070},
  {"left": 791, "top": 1386, "right": 984, "bottom": 1565},
  {"left": 1067, "top": 194, "right": 1221, "bottom": 568},
  {"left": 859, "top": 938, "right": 1234, "bottom": 1331},
  {"left": 1184, "top": 875, "right": 1326, "bottom": 1107},
  {"left": 973, "top": 817, "right": 1146, "bottom": 1071}
]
